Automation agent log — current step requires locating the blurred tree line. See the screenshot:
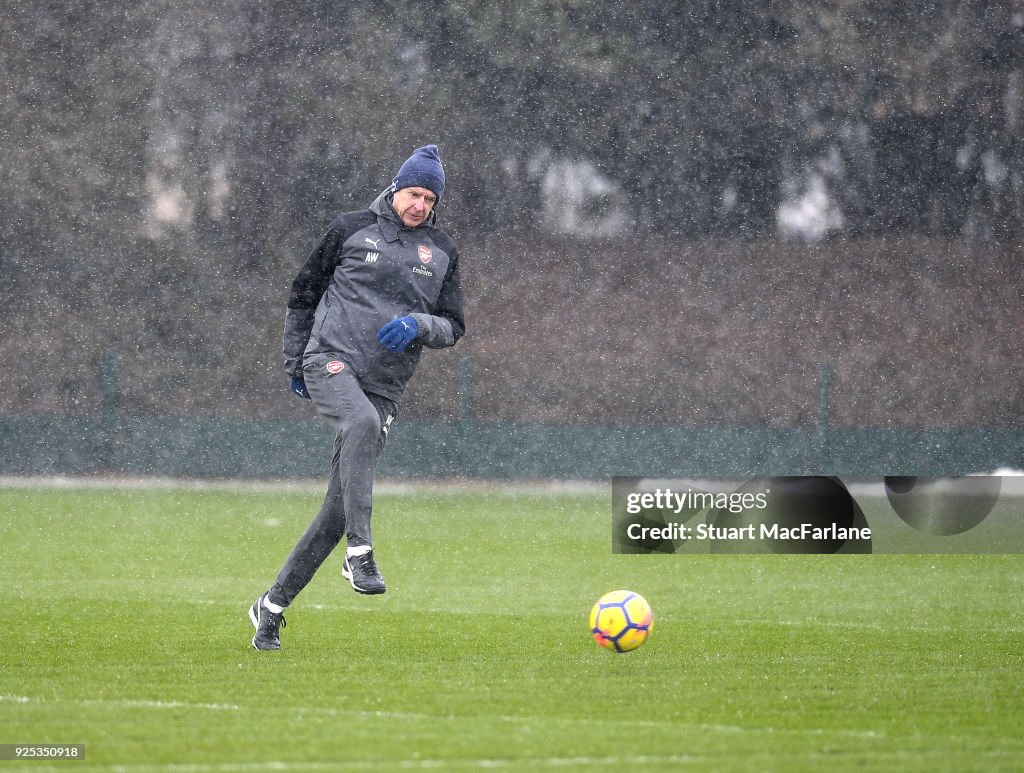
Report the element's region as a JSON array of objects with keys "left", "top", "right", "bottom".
[
  {"left": 1, "top": 0, "right": 1022, "bottom": 418},
  {"left": 5, "top": 1, "right": 1022, "bottom": 259}
]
